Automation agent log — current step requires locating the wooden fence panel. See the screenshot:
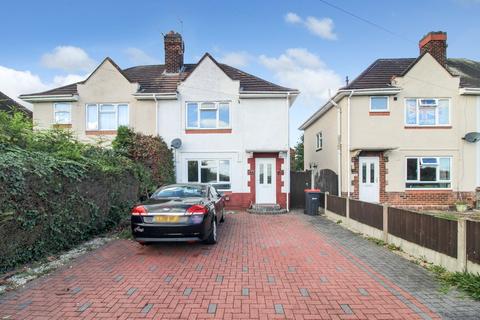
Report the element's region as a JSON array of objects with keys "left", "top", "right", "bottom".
[
  {"left": 388, "top": 207, "right": 457, "bottom": 258},
  {"left": 467, "top": 220, "right": 480, "bottom": 264},
  {"left": 326, "top": 195, "right": 346, "bottom": 216},
  {"left": 290, "top": 171, "right": 311, "bottom": 209},
  {"left": 349, "top": 199, "right": 383, "bottom": 230}
]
